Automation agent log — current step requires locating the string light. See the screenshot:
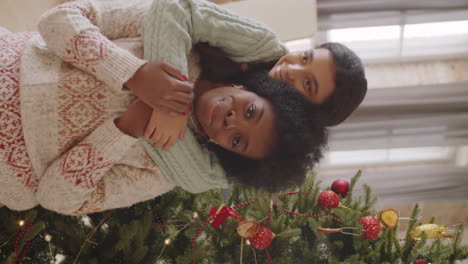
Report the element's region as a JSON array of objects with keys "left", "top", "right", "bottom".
[
  {"left": 18, "top": 220, "right": 25, "bottom": 227},
  {"left": 193, "top": 212, "right": 199, "bottom": 219},
  {"left": 44, "top": 234, "right": 52, "bottom": 242},
  {"left": 164, "top": 239, "right": 171, "bottom": 245},
  {"left": 245, "top": 239, "right": 251, "bottom": 246}
]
